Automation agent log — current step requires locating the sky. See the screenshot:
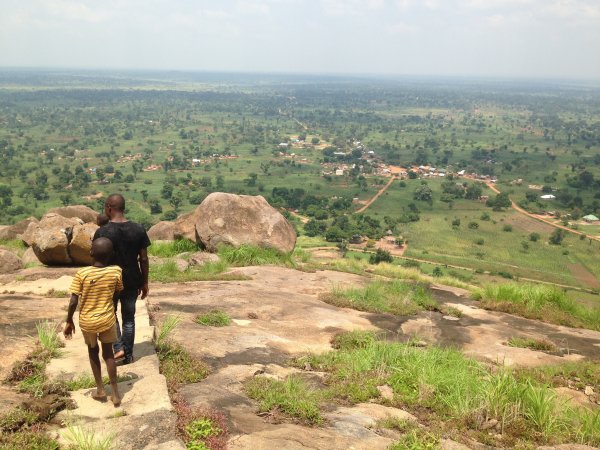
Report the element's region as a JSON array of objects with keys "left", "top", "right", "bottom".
[{"left": 1, "top": 0, "right": 599, "bottom": 79}]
